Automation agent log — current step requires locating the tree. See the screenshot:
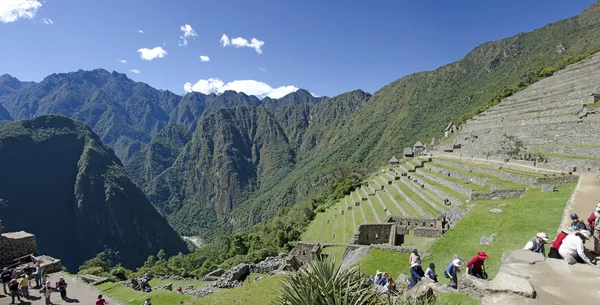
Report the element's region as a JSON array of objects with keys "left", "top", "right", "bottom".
[{"left": 499, "top": 135, "right": 525, "bottom": 159}]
